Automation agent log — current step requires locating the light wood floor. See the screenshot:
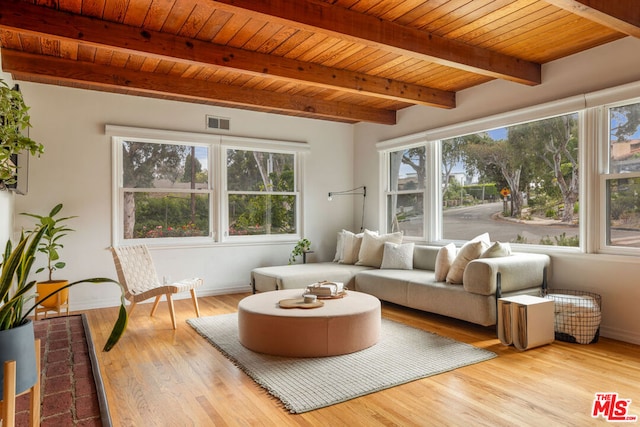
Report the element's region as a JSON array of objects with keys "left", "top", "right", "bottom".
[{"left": 82, "top": 293, "right": 640, "bottom": 426}]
